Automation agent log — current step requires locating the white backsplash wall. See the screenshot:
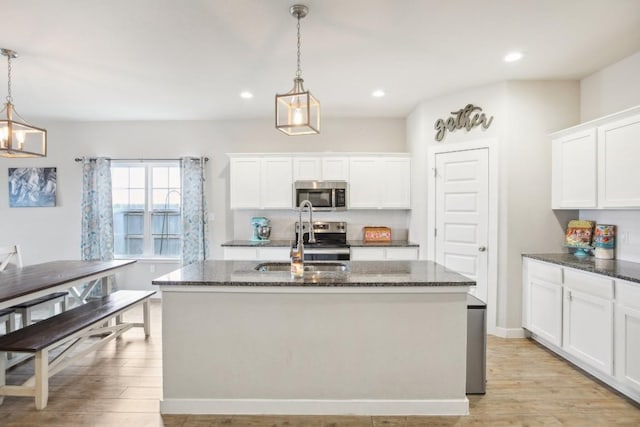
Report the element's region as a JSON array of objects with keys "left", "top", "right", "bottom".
[
  {"left": 580, "top": 210, "right": 640, "bottom": 263},
  {"left": 232, "top": 210, "right": 411, "bottom": 242}
]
